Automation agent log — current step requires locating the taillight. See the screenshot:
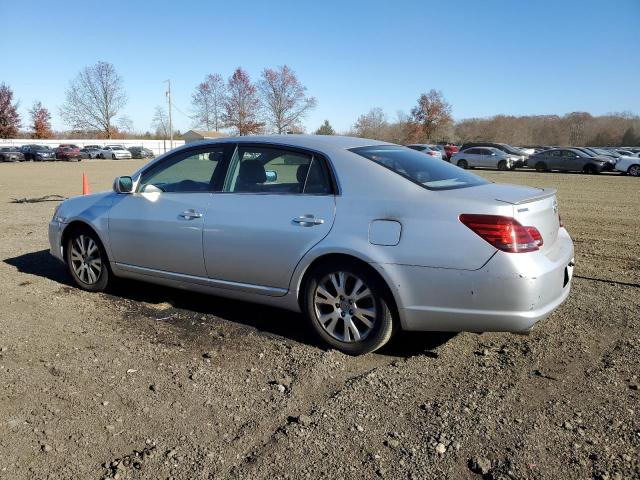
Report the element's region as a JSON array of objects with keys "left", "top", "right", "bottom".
[
  {"left": 558, "top": 213, "right": 564, "bottom": 228},
  {"left": 428, "top": 151, "right": 437, "bottom": 156},
  {"left": 459, "top": 214, "right": 542, "bottom": 253}
]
